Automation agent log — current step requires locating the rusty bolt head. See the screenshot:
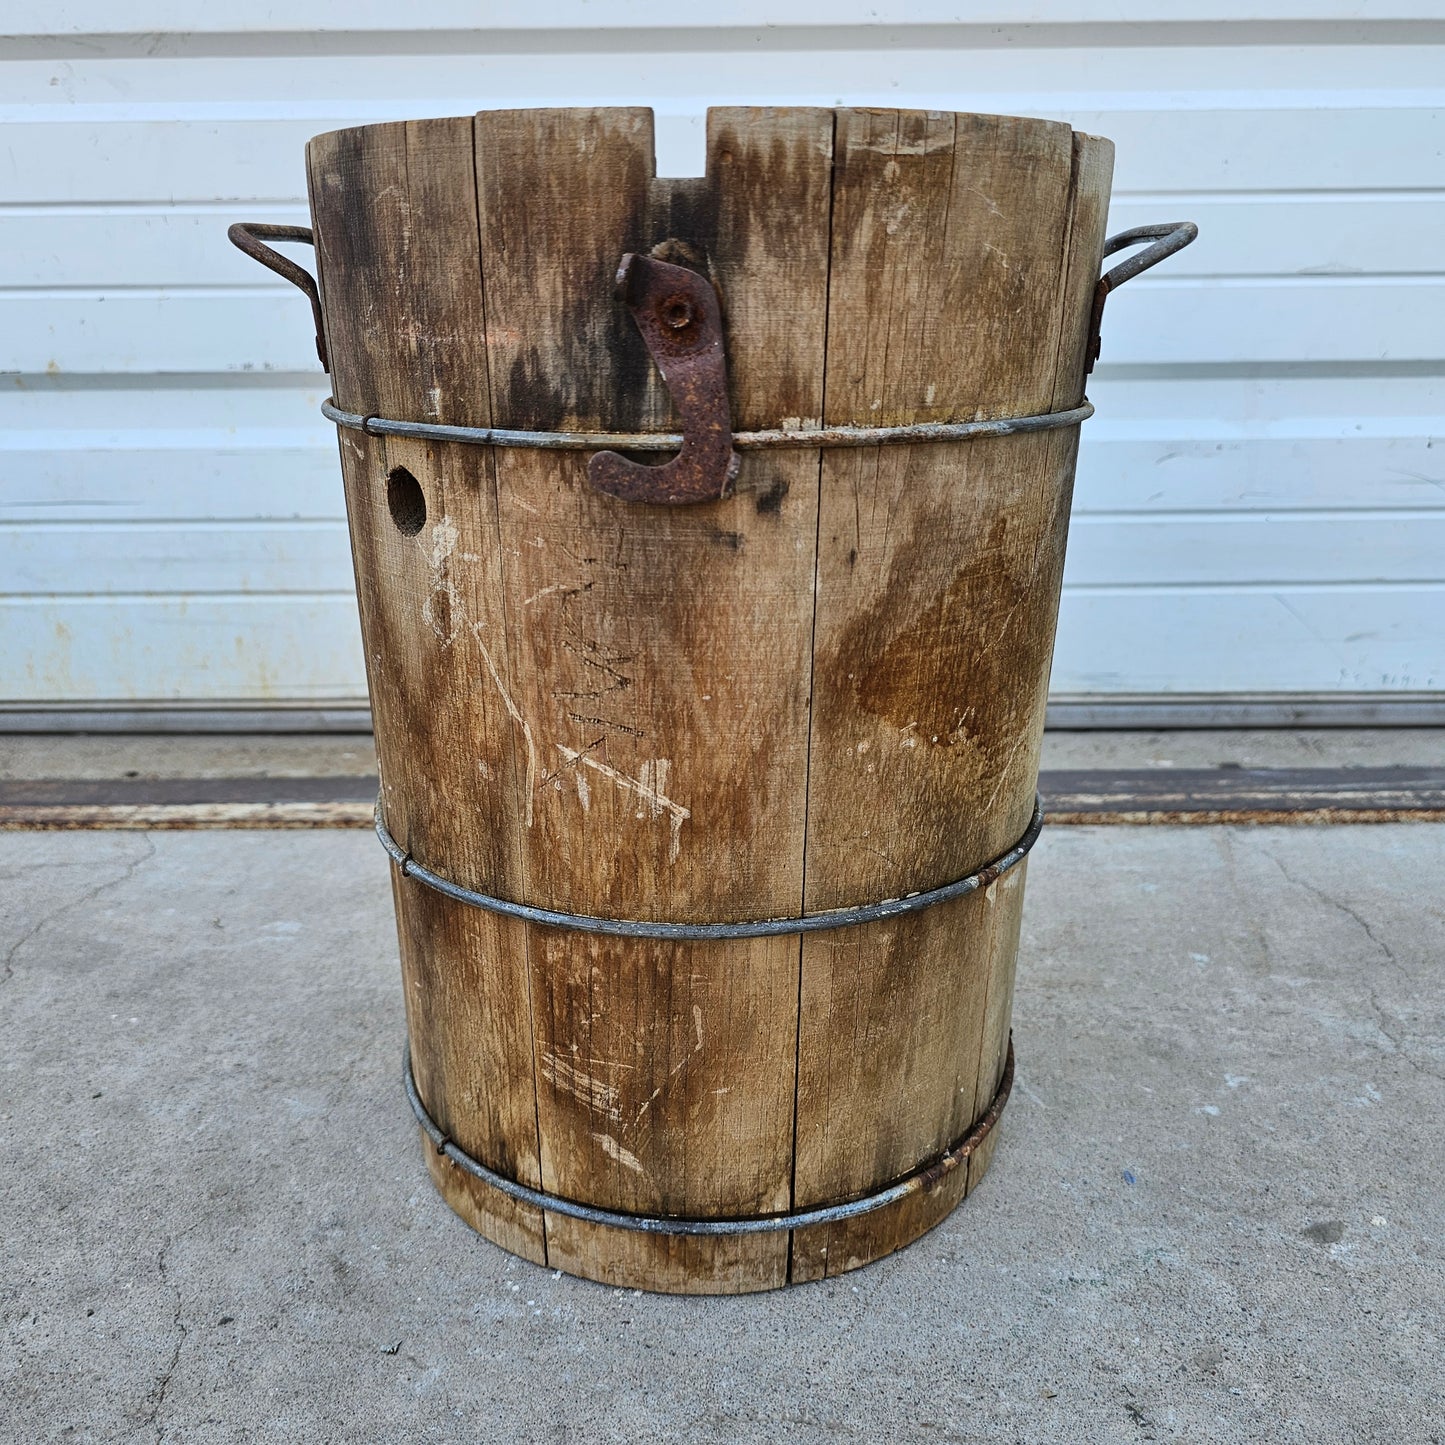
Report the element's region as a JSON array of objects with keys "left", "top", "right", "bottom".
[{"left": 660, "top": 295, "right": 695, "bottom": 331}]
